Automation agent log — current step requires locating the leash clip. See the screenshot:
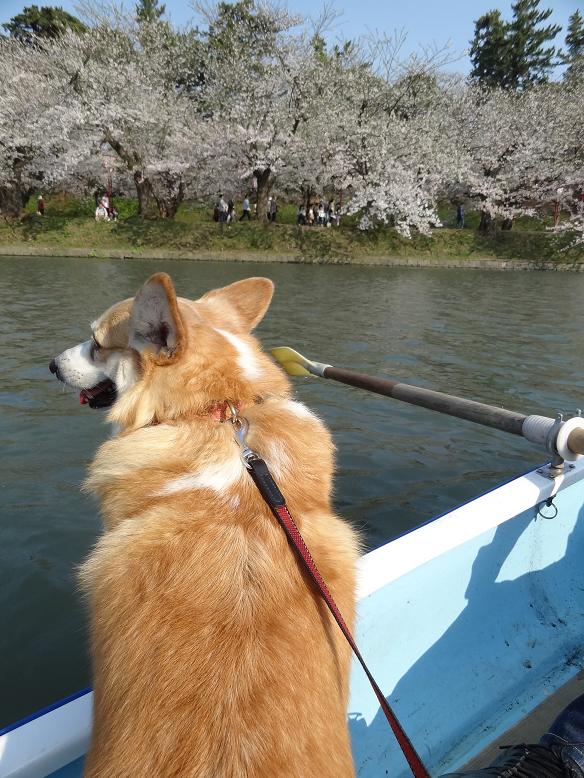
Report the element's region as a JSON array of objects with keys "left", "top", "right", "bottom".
[{"left": 230, "top": 413, "right": 257, "bottom": 468}]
